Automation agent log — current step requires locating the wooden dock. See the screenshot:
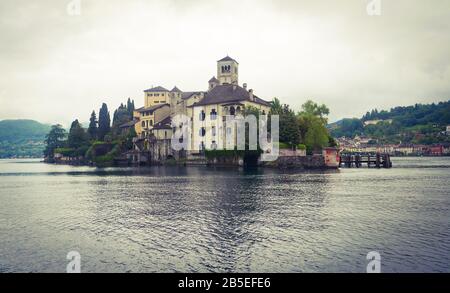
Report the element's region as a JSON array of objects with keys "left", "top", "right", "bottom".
[{"left": 339, "top": 153, "right": 392, "bottom": 168}]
